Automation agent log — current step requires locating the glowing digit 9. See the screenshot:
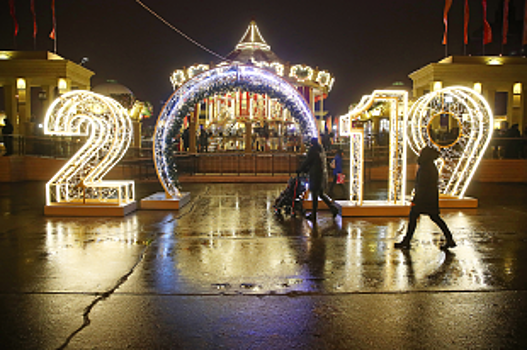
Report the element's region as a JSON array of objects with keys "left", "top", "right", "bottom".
[
  {"left": 407, "top": 86, "right": 493, "bottom": 198},
  {"left": 44, "top": 91, "right": 134, "bottom": 206}
]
